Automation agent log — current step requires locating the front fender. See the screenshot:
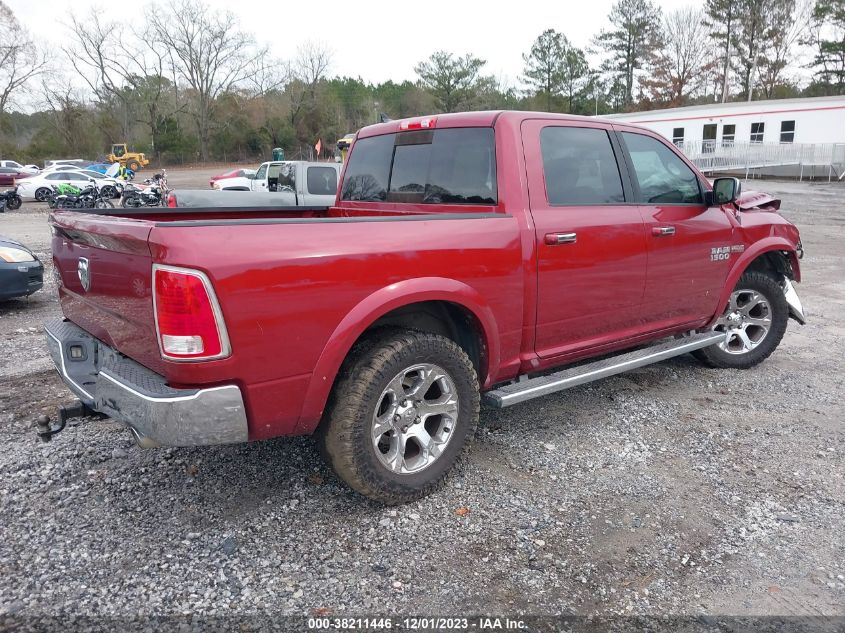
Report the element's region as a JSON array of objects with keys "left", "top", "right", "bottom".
[
  {"left": 707, "top": 238, "right": 802, "bottom": 328},
  {"left": 294, "top": 277, "right": 500, "bottom": 434}
]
